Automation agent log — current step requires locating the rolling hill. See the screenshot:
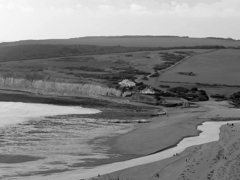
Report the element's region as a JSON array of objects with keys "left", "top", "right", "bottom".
[{"left": 1, "top": 36, "right": 240, "bottom": 48}]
